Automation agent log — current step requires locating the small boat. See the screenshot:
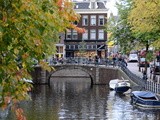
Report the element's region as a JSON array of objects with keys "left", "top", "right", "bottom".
[
  {"left": 109, "top": 79, "right": 119, "bottom": 90},
  {"left": 131, "top": 91, "right": 160, "bottom": 109},
  {"left": 109, "top": 79, "right": 130, "bottom": 93},
  {"left": 114, "top": 81, "right": 130, "bottom": 93}
]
